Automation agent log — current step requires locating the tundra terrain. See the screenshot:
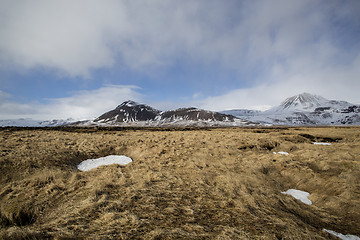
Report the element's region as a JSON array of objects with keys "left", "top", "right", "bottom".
[{"left": 0, "top": 127, "right": 359, "bottom": 239}]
